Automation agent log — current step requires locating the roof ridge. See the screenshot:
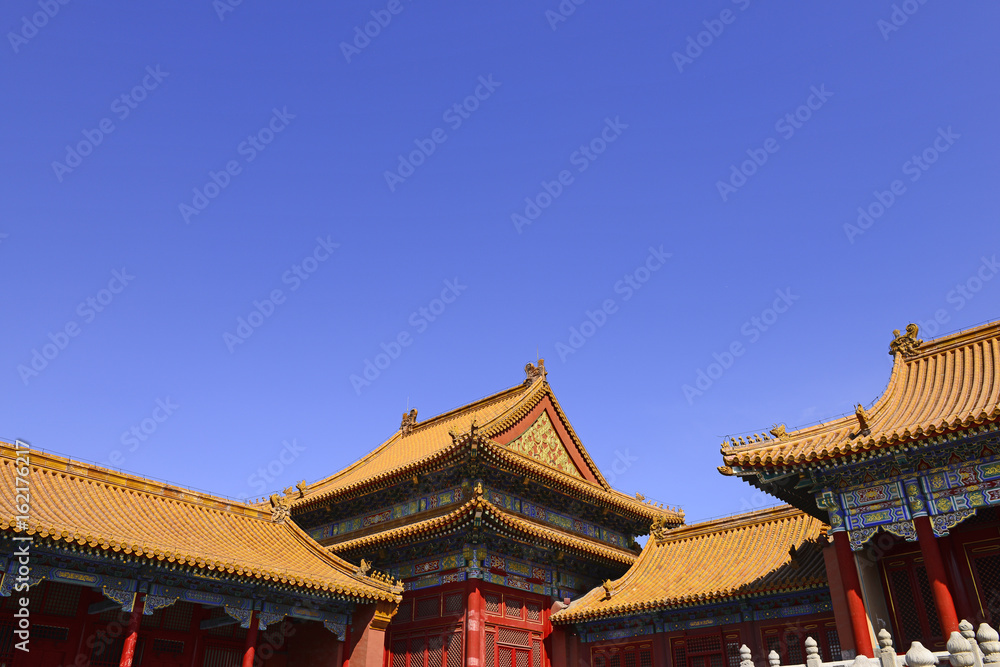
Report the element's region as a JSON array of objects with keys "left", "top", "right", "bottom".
[
  {"left": 302, "top": 382, "right": 534, "bottom": 495},
  {"left": 658, "top": 505, "right": 805, "bottom": 539},
  {"left": 0, "top": 441, "right": 266, "bottom": 518}
]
